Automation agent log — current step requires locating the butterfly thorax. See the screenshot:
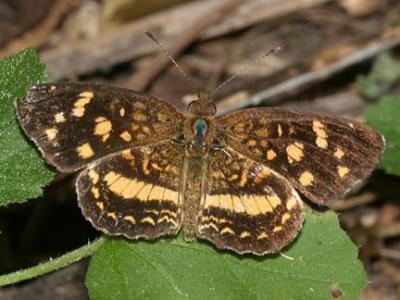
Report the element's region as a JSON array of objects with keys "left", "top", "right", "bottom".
[
  {"left": 182, "top": 92, "right": 216, "bottom": 240},
  {"left": 184, "top": 92, "right": 216, "bottom": 158}
]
